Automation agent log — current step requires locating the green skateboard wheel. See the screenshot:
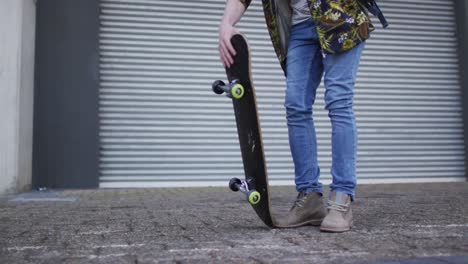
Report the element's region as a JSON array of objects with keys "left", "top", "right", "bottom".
[
  {"left": 231, "top": 83, "right": 245, "bottom": 99},
  {"left": 248, "top": 191, "right": 261, "bottom": 205}
]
